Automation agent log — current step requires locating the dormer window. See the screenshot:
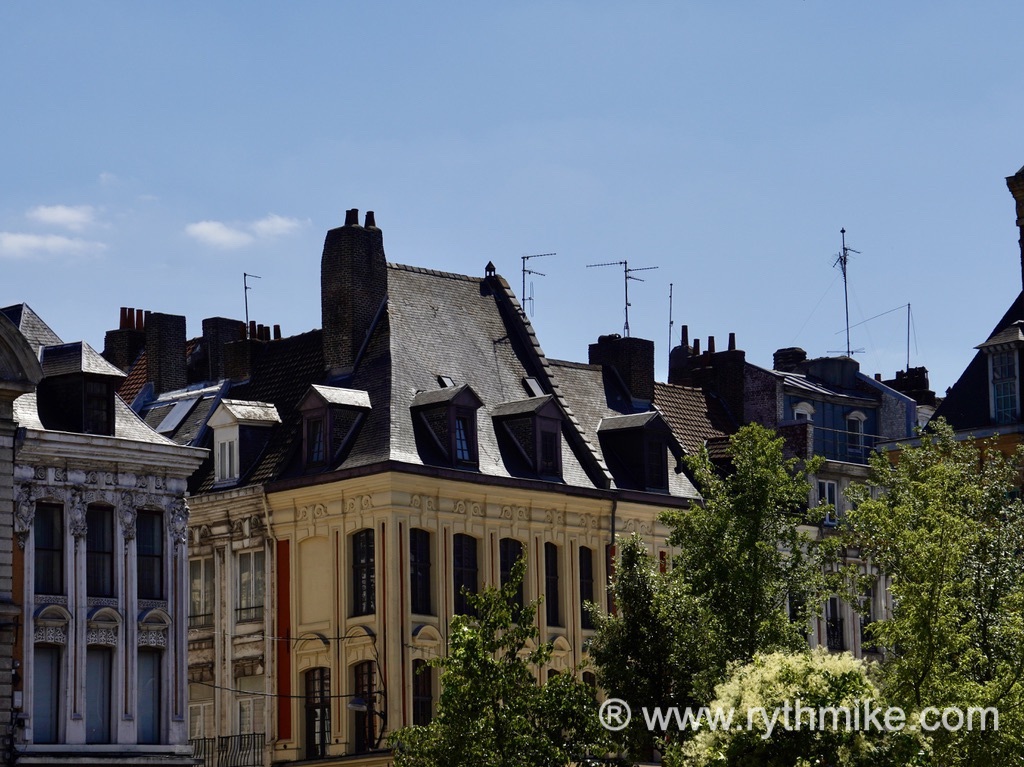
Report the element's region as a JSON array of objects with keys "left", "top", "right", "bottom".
[
  {"left": 411, "top": 384, "right": 483, "bottom": 470},
  {"left": 36, "top": 341, "right": 124, "bottom": 436},
  {"left": 793, "top": 401, "right": 815, "bottom": 422},
  {"left": 208, "top": 399, "right": 281, "bottom": 485},
  {"left": 297, "top": 385, "right": 372, "bottom": 471},
  {"left": 845, "top": 410, "right": 867, "bottom": 460},
  {"left": 491, "top": 395, "right": 564, "bottom": 479},
  {"left": 977, "top": 323, "right": 1024, "bottom": 425},
  {"left": 597, "top": 411, "right": 681, "bottom": 493}
]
